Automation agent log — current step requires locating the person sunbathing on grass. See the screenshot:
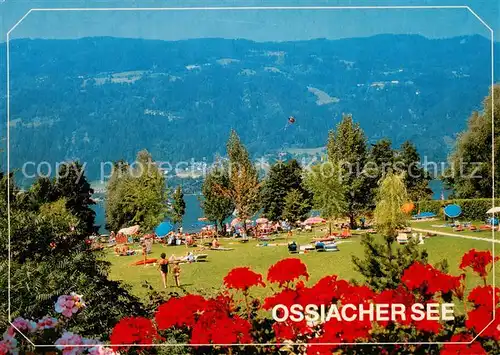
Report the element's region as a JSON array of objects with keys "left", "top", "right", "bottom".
[
  {"left": 185, "top": 252, "right": 195, "bottom": 263},
  {"left": 211, "top": 238, "right": 220, "bottom": 249}
]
